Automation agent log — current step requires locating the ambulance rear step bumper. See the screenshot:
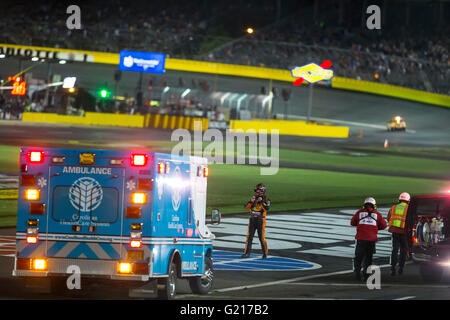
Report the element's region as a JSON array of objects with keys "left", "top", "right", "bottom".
[{"left": 13, "top": 258, "right": 151, "bottom": 282}]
